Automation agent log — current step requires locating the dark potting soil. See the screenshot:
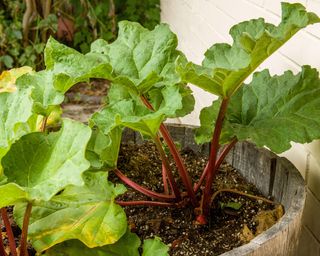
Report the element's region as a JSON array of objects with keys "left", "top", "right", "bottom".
[{"left": 111, "top": 141, "right": 279, "bottom": 256}]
